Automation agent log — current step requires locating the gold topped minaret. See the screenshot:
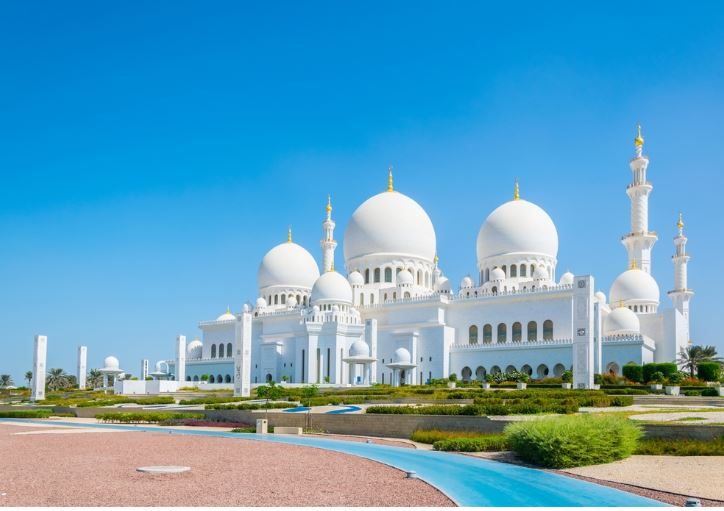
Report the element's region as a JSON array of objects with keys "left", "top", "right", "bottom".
[
  {"left": 287, "top": 226, "right": 292, "bottom": 243},
  {"left": 387, "top": 166, "right": 394, "bottom": 192},
  {"left": 514, "top": 178, "right": 520, "bottom": 200},
  {"left": 321, "top": 195, "right": 337, "bottom": 272}
]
